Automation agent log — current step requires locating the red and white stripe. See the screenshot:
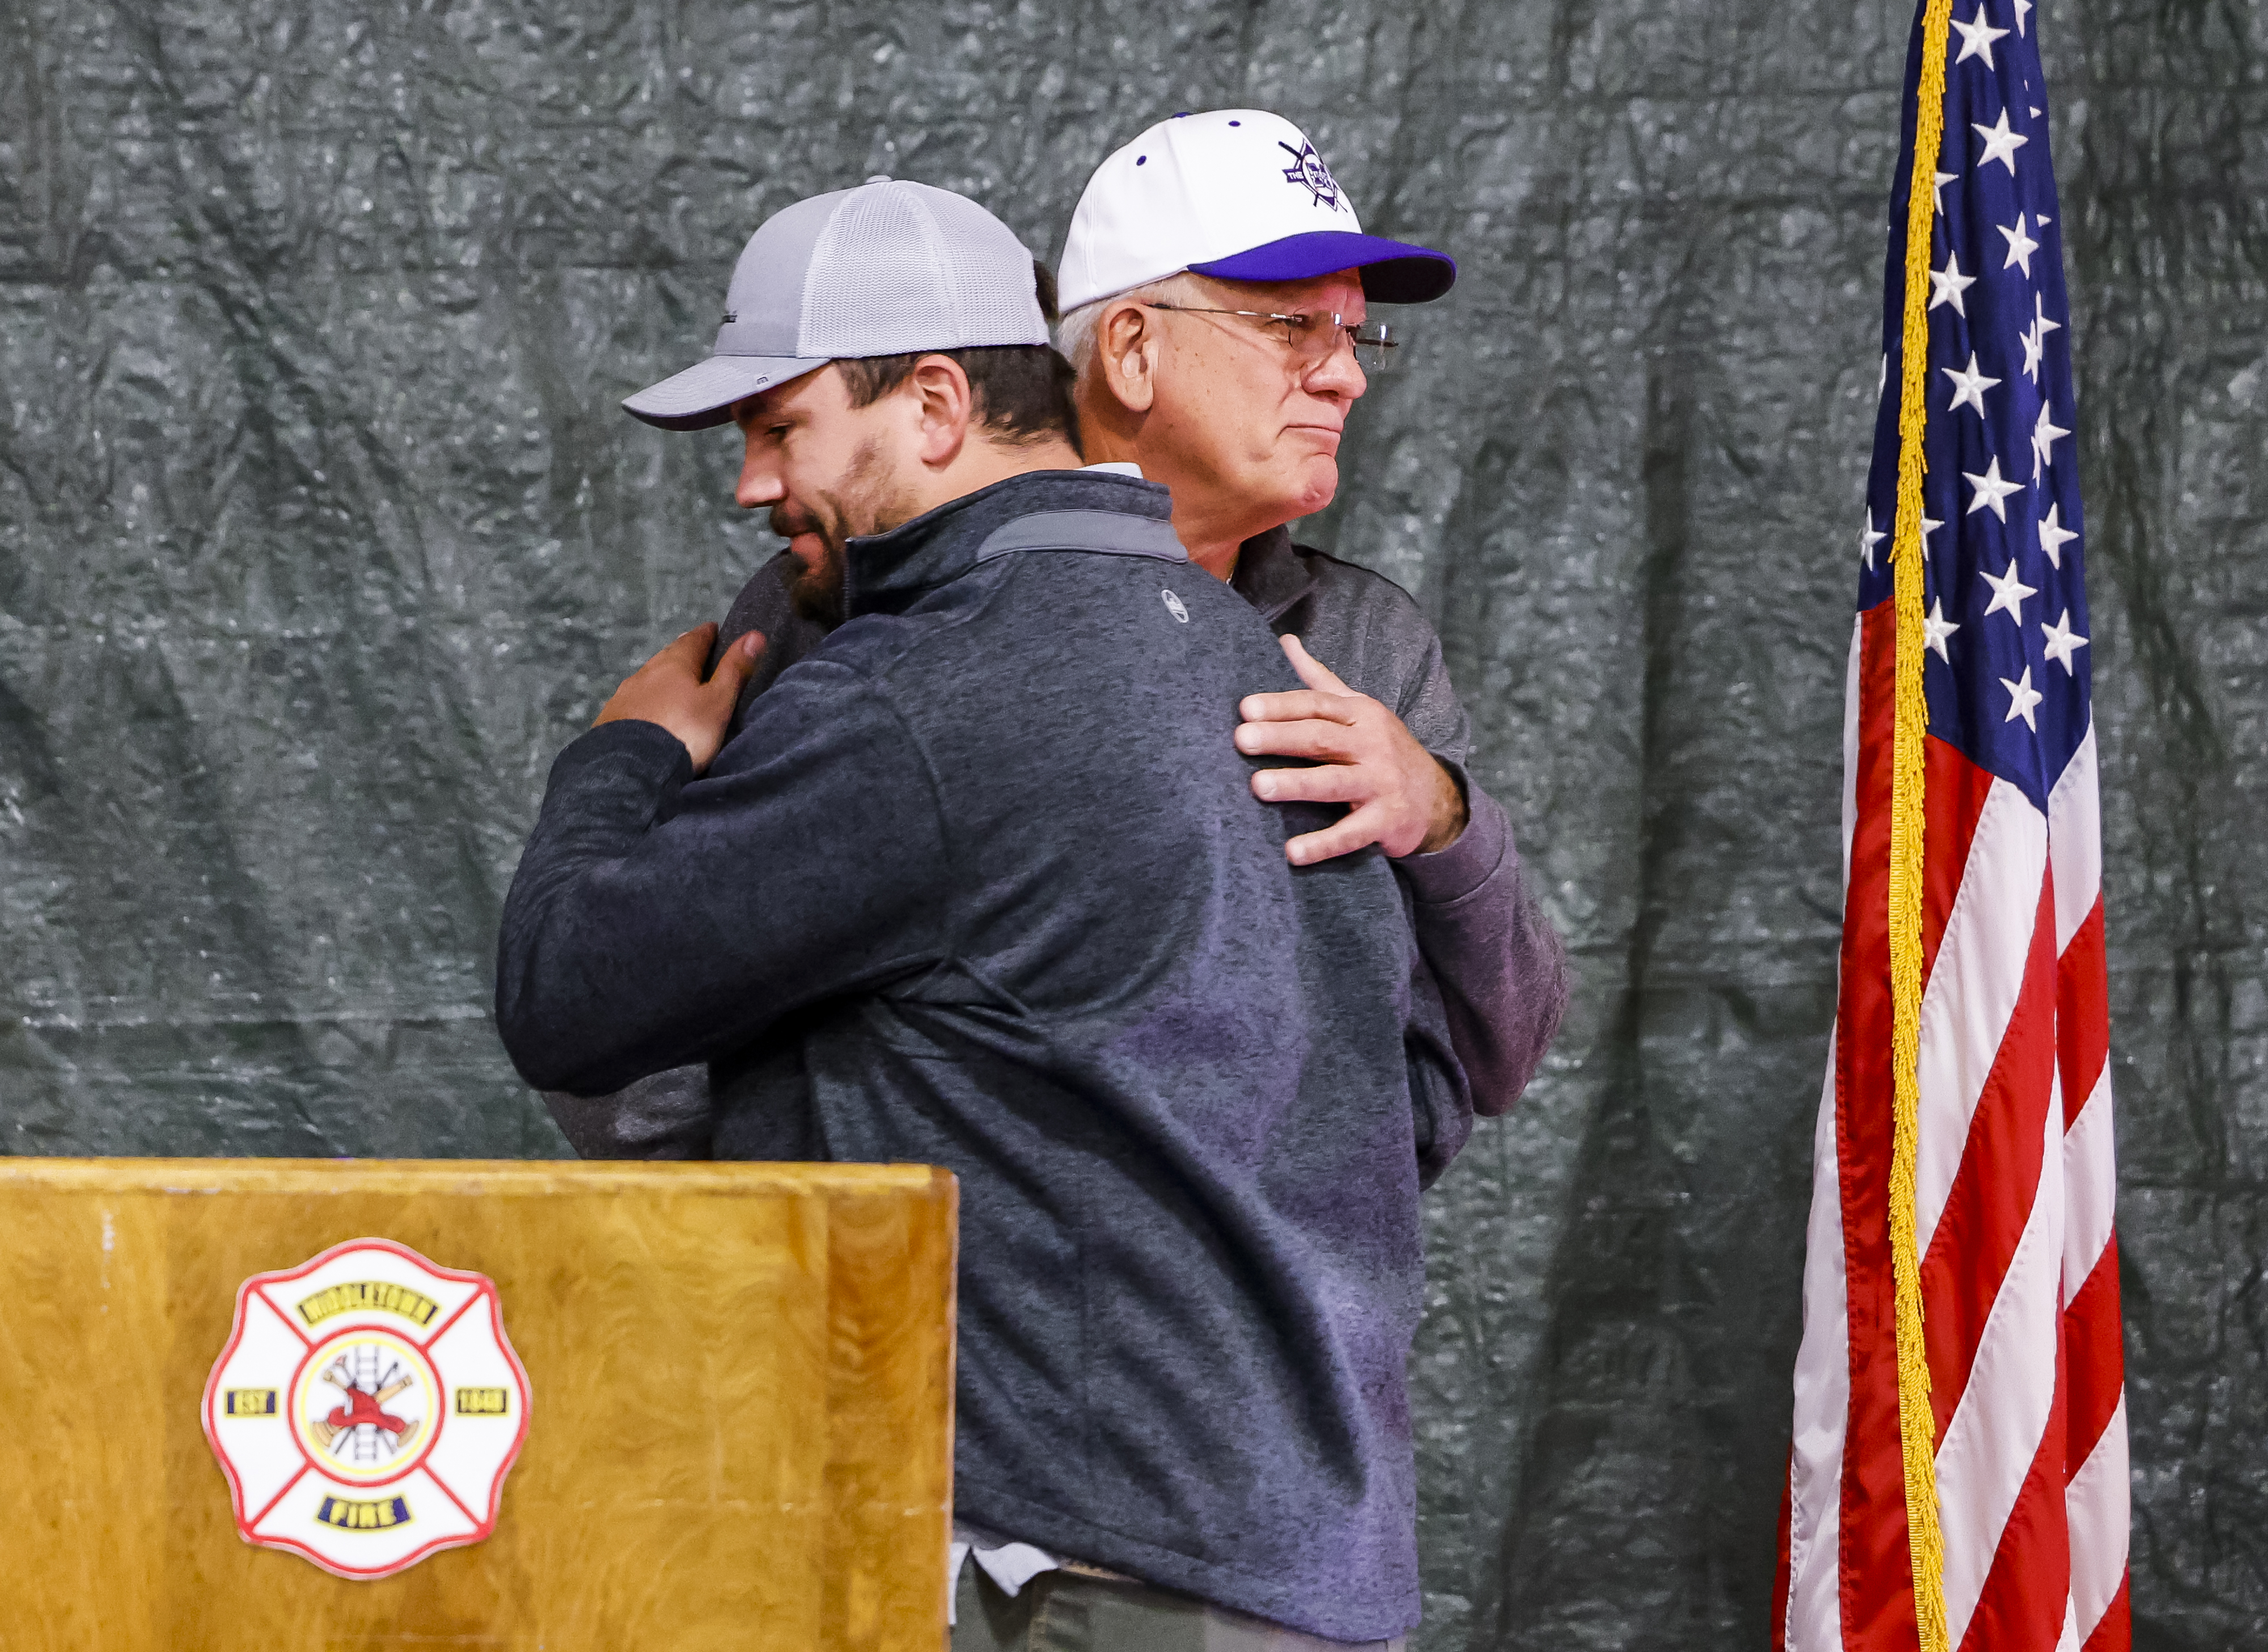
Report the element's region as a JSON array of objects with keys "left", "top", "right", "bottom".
[
  {"left": 1774, "top": 613, "right": 2129, "bottom": 1652},
  {"left": 2050, "top": 730, "right": 2130, "bottom": 1652}
]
